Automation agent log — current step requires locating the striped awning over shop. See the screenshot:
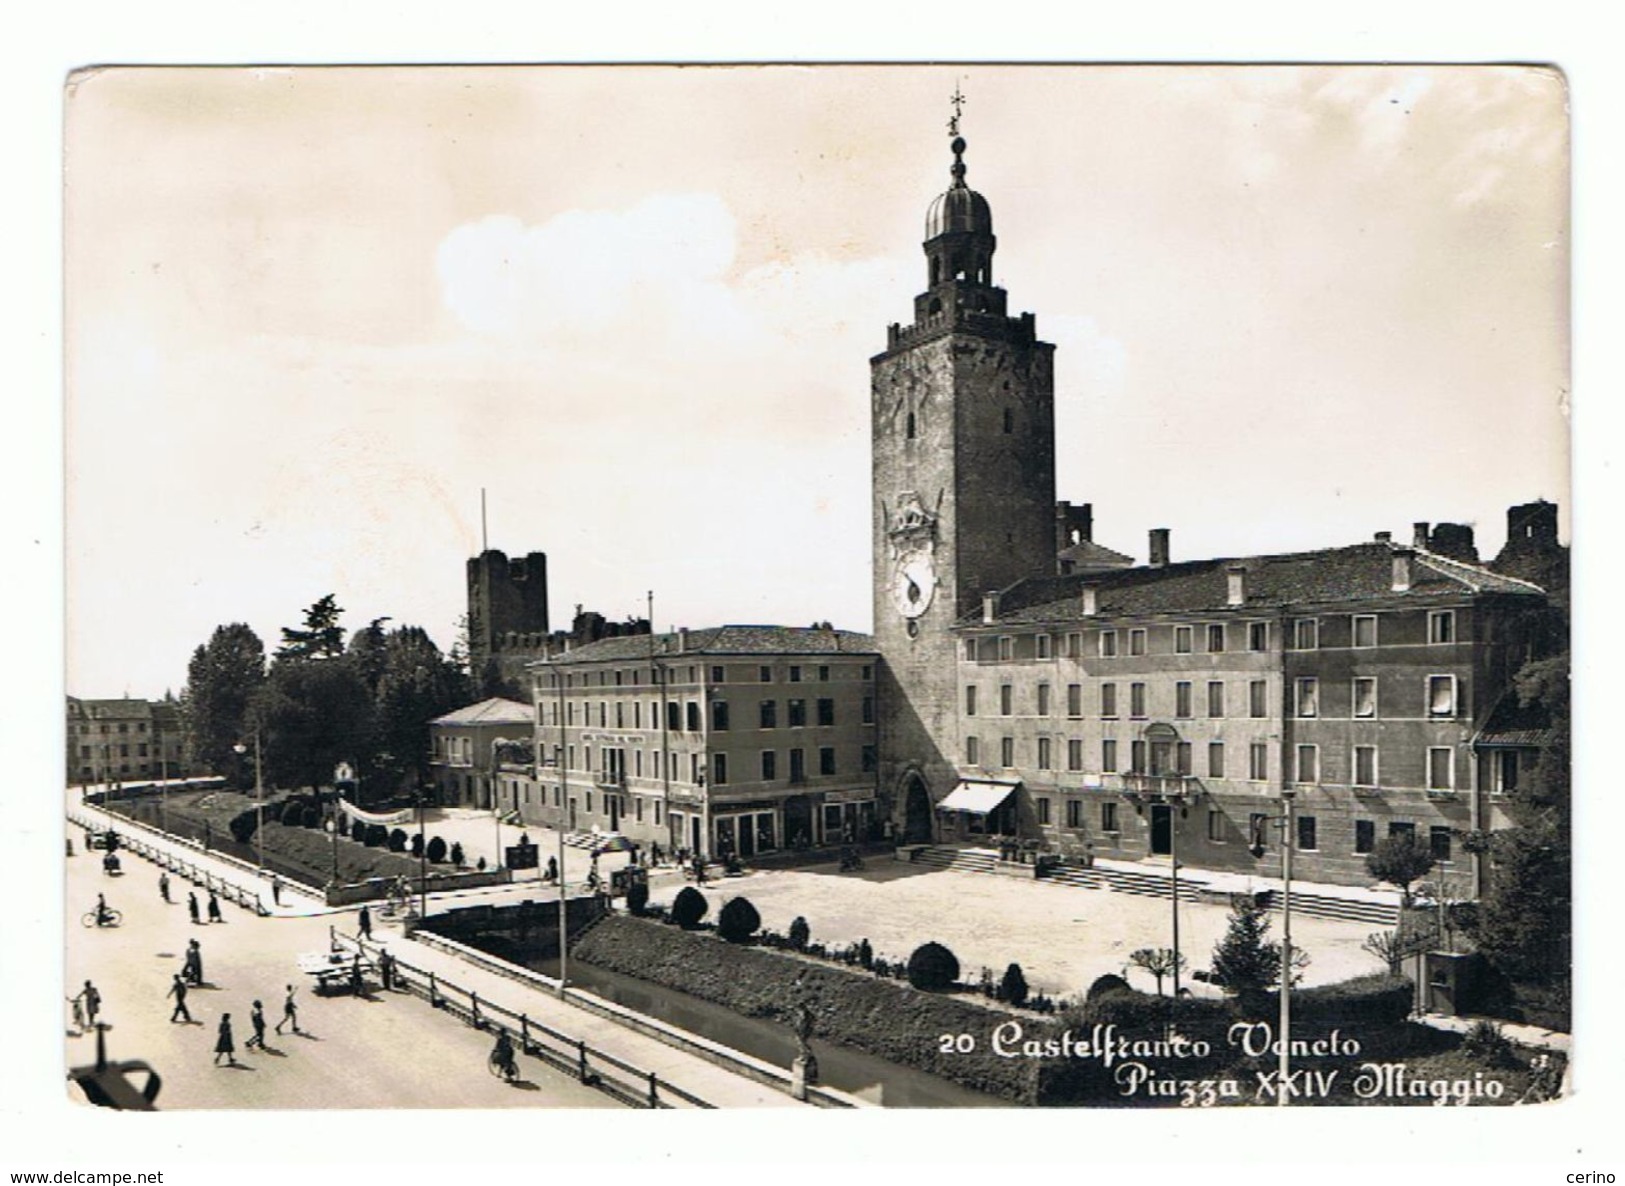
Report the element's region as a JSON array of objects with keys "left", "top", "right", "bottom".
[{"left": 937, "top": 779, "right": 1018, "bottom": 815}]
